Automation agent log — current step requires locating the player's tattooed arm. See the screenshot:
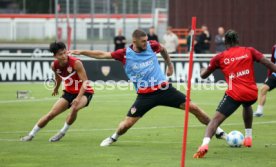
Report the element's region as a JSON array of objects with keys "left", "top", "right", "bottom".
[
  {"left": 259, "top": 57, "right": 276, "bottom": 73},
  {"left": 159, "top": 45, "right": 172, "bottom": 66},
  {"left": 160, "top": 44, "right": 173, "bottom": 76},
  {"left": 70, "top": 50, "right": 113, "bottom": 59}
]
